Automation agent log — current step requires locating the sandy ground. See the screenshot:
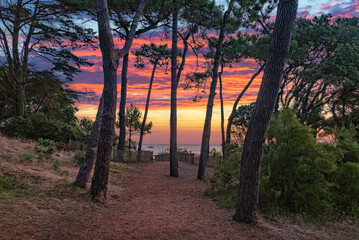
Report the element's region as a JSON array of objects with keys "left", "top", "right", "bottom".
[{"left": 0, "top": 136, "right": 358, "bottom": 240}]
